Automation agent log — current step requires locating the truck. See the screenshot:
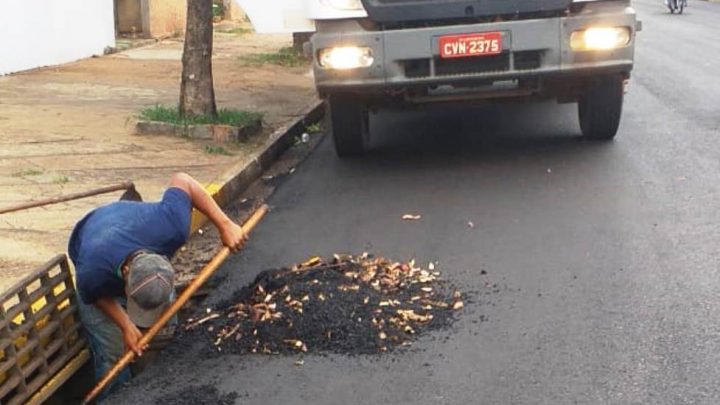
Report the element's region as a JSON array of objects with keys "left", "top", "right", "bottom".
[{"left": 237, "top": 0, "right": 637, "bottom": 157}]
